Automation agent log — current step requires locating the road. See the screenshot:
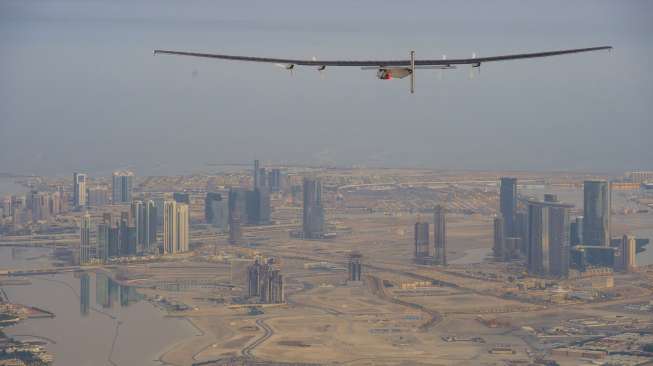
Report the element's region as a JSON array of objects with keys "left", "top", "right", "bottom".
[{"left": 241, "top": 318, "right": 273, "bottom": 358}]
